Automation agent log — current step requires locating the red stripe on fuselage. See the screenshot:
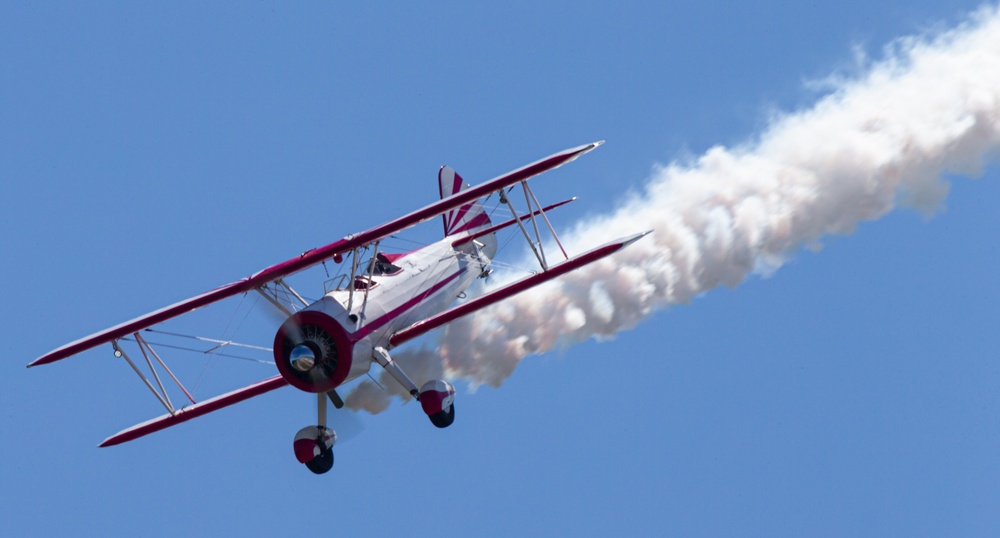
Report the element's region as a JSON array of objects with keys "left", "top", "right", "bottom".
[{"left": 353, "top": 268, "right": 467, "bottom": 341}]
